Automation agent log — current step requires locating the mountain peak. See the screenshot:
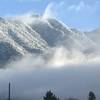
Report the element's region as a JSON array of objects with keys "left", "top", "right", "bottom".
[{"left": 0, "top": 16, "right": 99, "bottom": 68}]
